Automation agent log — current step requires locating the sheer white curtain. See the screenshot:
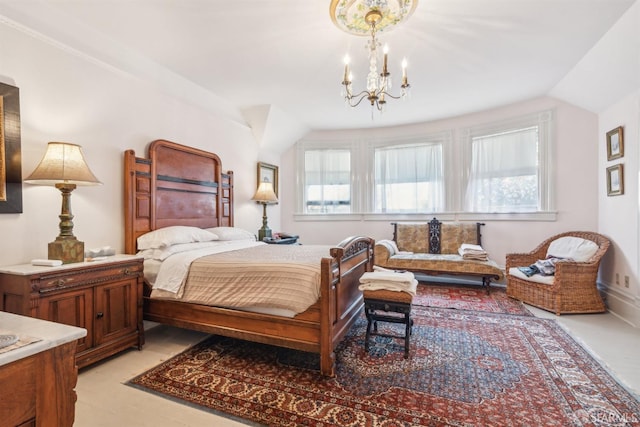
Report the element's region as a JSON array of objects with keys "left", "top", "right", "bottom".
[
  {"left": 304, "top": 149, "right": 351, "bottom": 213},
  {"left": 374, "top": 143, "right": 444, "bottom": 213},
  {"left": 464, "top": 126, "right": 539, "bottom": 212}
]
